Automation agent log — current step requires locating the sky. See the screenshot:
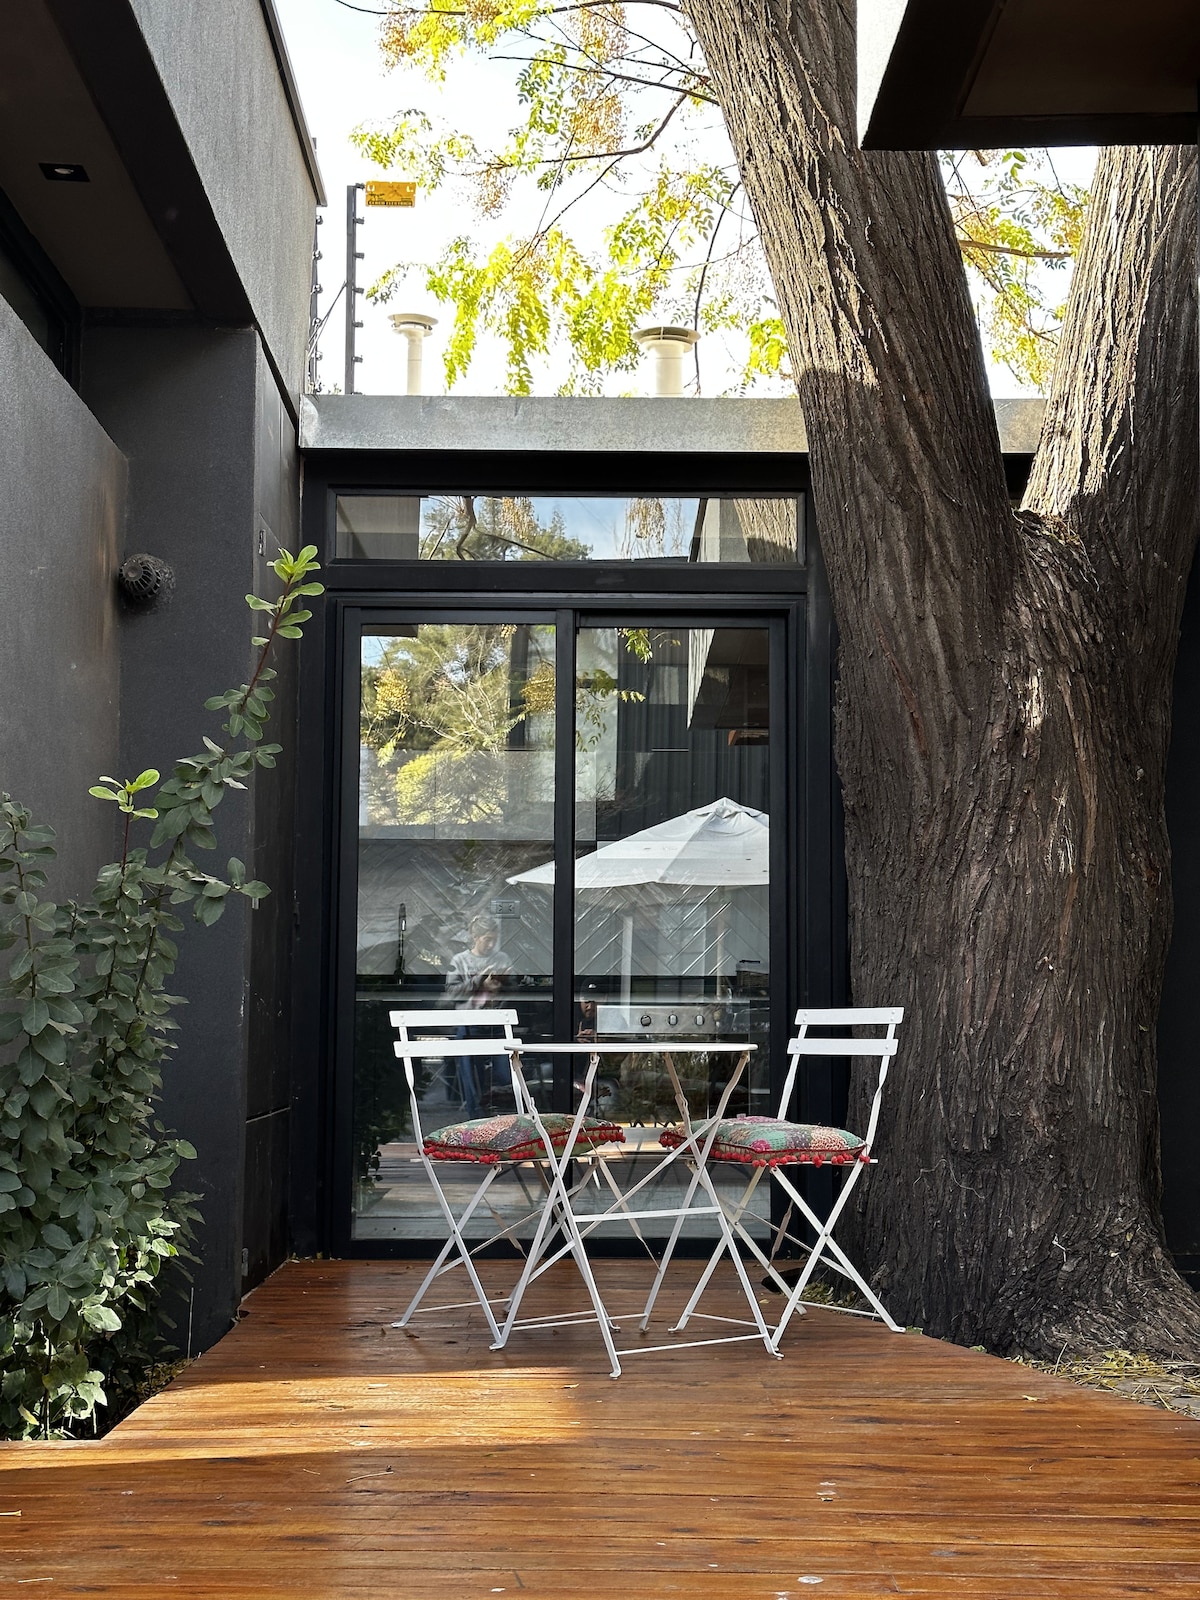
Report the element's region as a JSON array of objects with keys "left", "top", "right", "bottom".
[{"left": 275, "top": 0, "right": 1095, "bottom": 400}]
